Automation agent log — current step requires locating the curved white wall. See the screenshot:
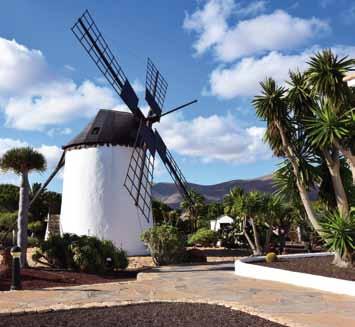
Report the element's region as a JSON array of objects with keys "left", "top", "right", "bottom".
[{"left": 60, "top": 145, "right": 152, "bottom": 256}]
